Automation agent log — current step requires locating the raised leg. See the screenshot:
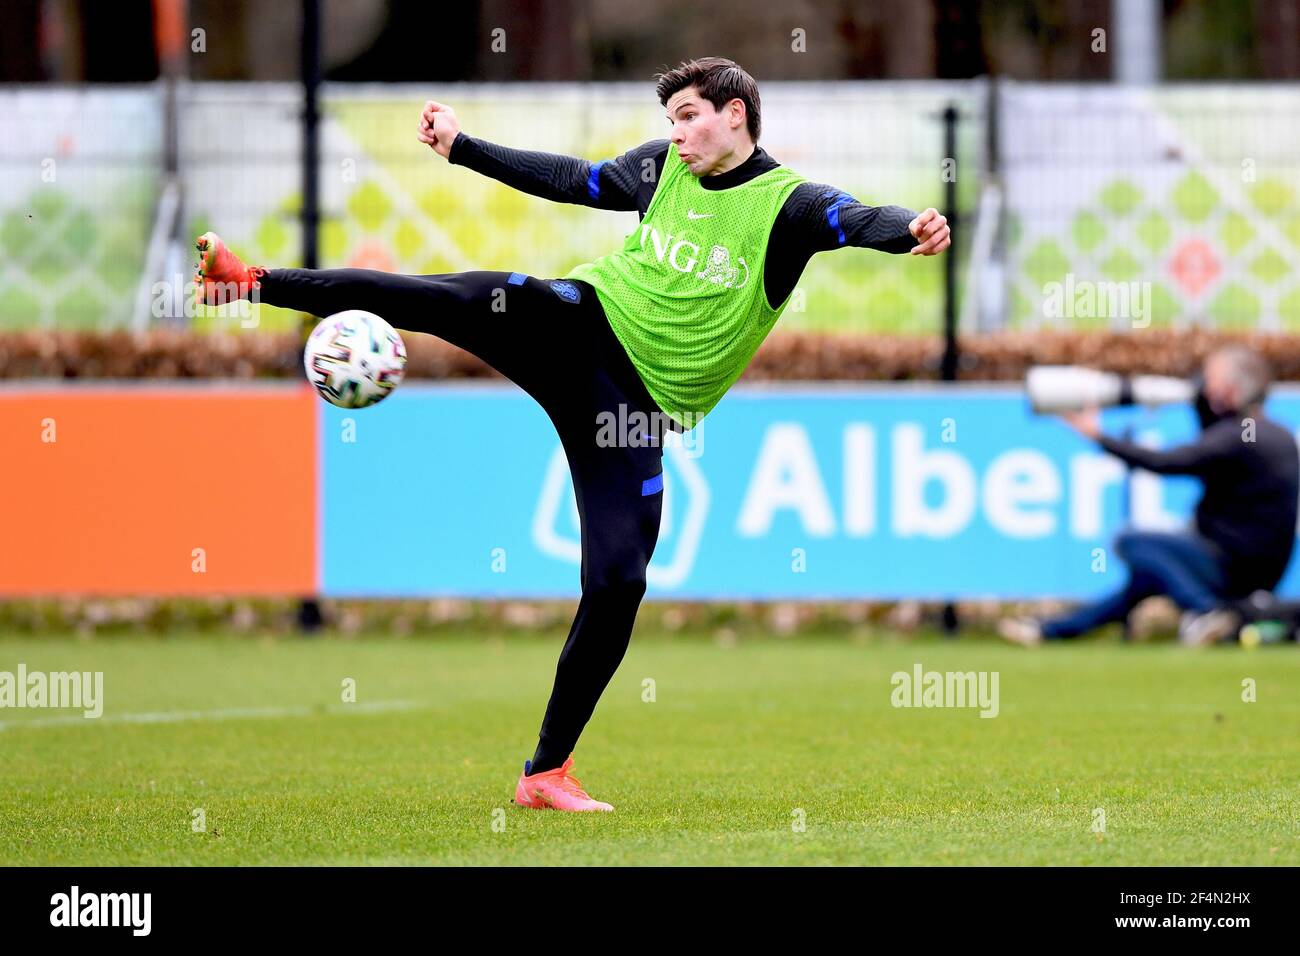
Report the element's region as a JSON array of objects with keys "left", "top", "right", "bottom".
[{"left": 261, "top": 268, "right": 589, "bottom": 404}]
